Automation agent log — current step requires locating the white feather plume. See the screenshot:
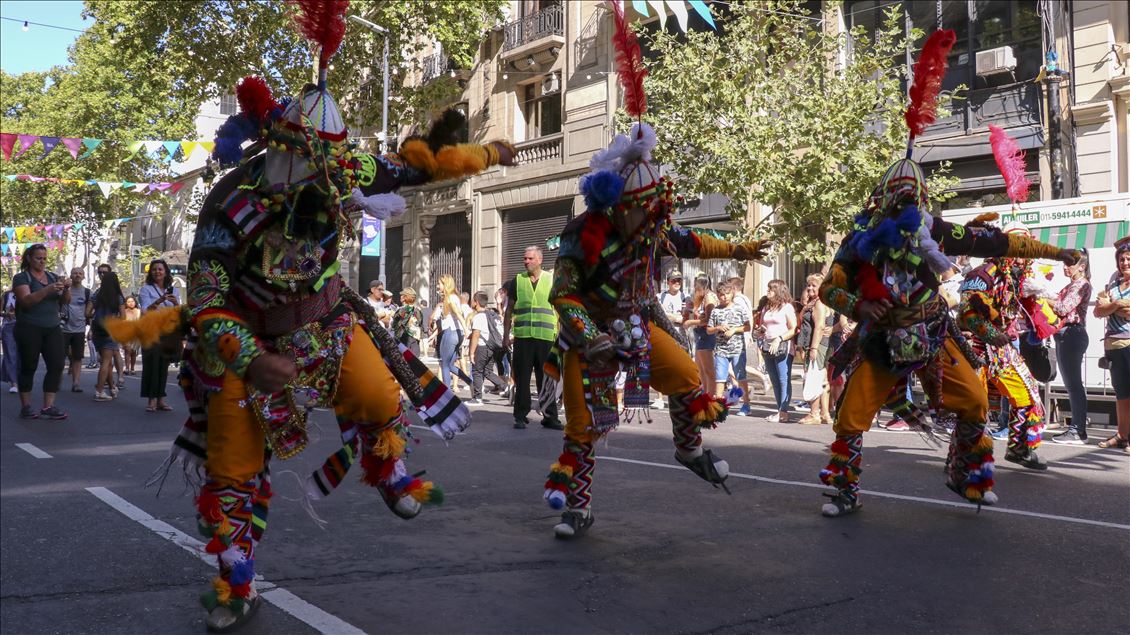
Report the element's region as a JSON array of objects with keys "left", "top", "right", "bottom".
[{"left": 349, "top": 189, "right": 406, "bottom": 220}]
